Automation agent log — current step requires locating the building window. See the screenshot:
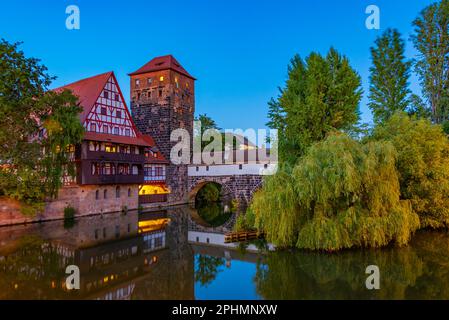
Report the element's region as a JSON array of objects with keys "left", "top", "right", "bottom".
[
  {"left": 104, "top": 91, "right": 109, "bottom": 99},
  {"left": 125, "top": 128, "right": 131, "bottom": 137},
  {"left": 114, "top": 127, "right": 119, "bottom": 135},
  {"left": 105, "top": 144, "right": 116, "bottom": 153},
  {"left": 128, "top": 188, "right": 132, "bottom": 197},
  {"left": 206, "top": 166, "right": 209, "bottom": 171},
  {"left": 95, "top": 190, "right": 99, "bottom": 200},
  {"left": 116, "top": 186, "right": 120, "bottom": 198},
  {"left": 135, "top": 79, "right": 140, "bottom": 87},
  {"left": 103, "top": 125, "right": 109, "bottom": 134},
  {"left": 239, "top": 164, "right": 243, "bottom": 170},
  {"left": 90, "top": 123, "right": 96, "bottom": 132},
  {"left": 159, "top": 76, "right": 164, "bottom": 82},
  {"left": 115, "top": 94, "right": 119, "bottom": 101},
  {"left": 147, "top": 78, "right": 152, "bottom": 85},
  {"left": 196, "top": 166, "right": 199, "bottom": 172},
  {"left": 101, "top": 107, "right": 107, "bottom": 115},
  {"left": 158, "top": 90, "right": 163, "bottom": 98},
  {"left": 104, "top": 189, "right": 107, "bottom": 199},
  {"left": 116, "top": 110, "right": 121, "bottom": 118},
  {"left": 132, "top": 165, "right": 139, "bottom": 175},
  {"left": 118, "top": 164, "right": 129, "bottom": 175},
  {"left": 264, "top": 164, "right": 268, "bottom": 169}
]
